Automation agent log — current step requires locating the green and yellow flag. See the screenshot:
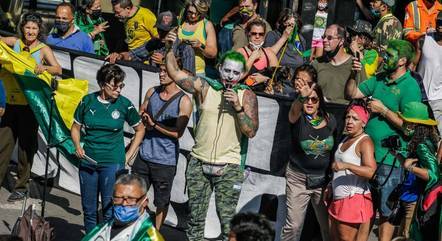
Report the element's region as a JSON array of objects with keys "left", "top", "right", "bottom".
[{"left": 0, "top": 41, "right": 88, "bottom": 165}]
